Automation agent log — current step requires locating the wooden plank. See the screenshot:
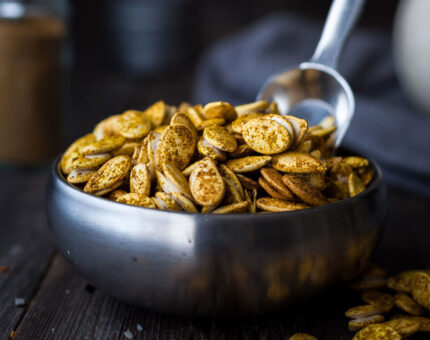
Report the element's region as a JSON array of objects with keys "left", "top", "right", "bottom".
[
  {"left": 0, "top": 169, "right": 56, "bottom": 336},
  {"left": 14, "top": 254, "right": 359, "bottom": 339},
  {"left": 372, "top": 187, "right": 430, "bottom": 272}
]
